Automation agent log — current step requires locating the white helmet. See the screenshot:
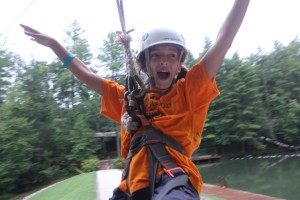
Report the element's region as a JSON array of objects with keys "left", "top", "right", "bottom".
[{"left": 136, "top": 27, "right": 188, "bottom": 61}]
